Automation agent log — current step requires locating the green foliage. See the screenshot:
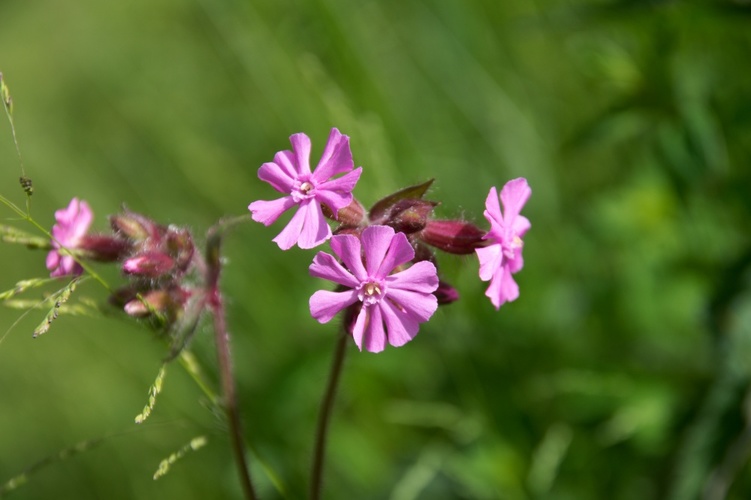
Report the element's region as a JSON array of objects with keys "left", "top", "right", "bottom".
[{"left": 1, "top": 0, "right": 751, "bottom": 499}]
